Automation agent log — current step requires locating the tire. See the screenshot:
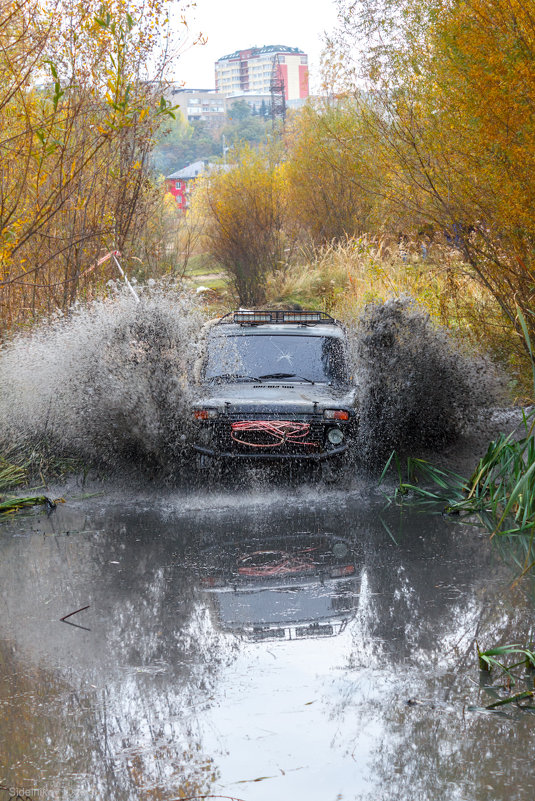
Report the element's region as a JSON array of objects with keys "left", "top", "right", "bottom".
[
  {"left": 320, "top": 450, "right": 354, "bottom": 484},
  {"left": 193, "top": 452, "right": 224, "bottom": 484}
]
